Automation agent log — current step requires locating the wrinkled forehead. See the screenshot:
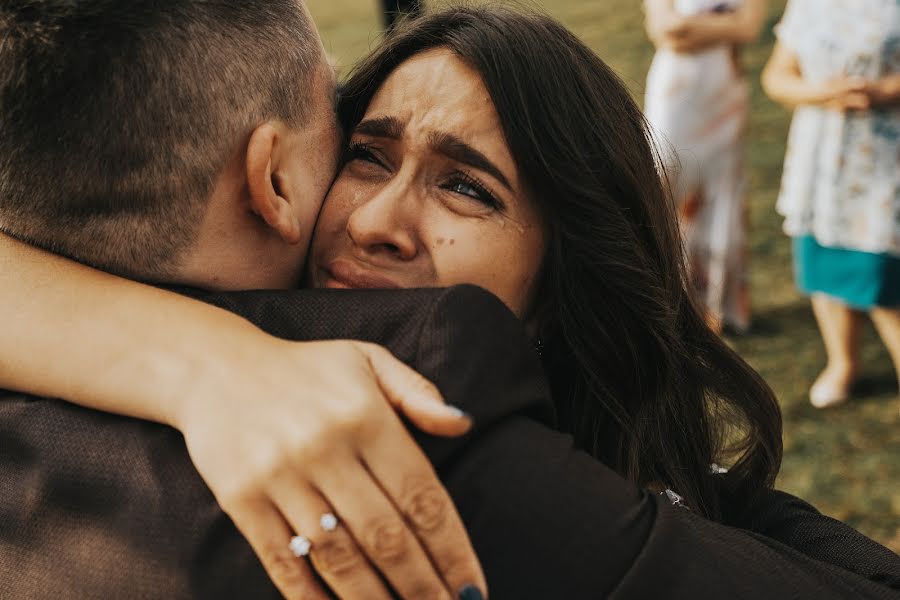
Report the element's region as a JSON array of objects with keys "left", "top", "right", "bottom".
[{"left": 364, "top": 49, "right": 504, "bottom": 147}]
